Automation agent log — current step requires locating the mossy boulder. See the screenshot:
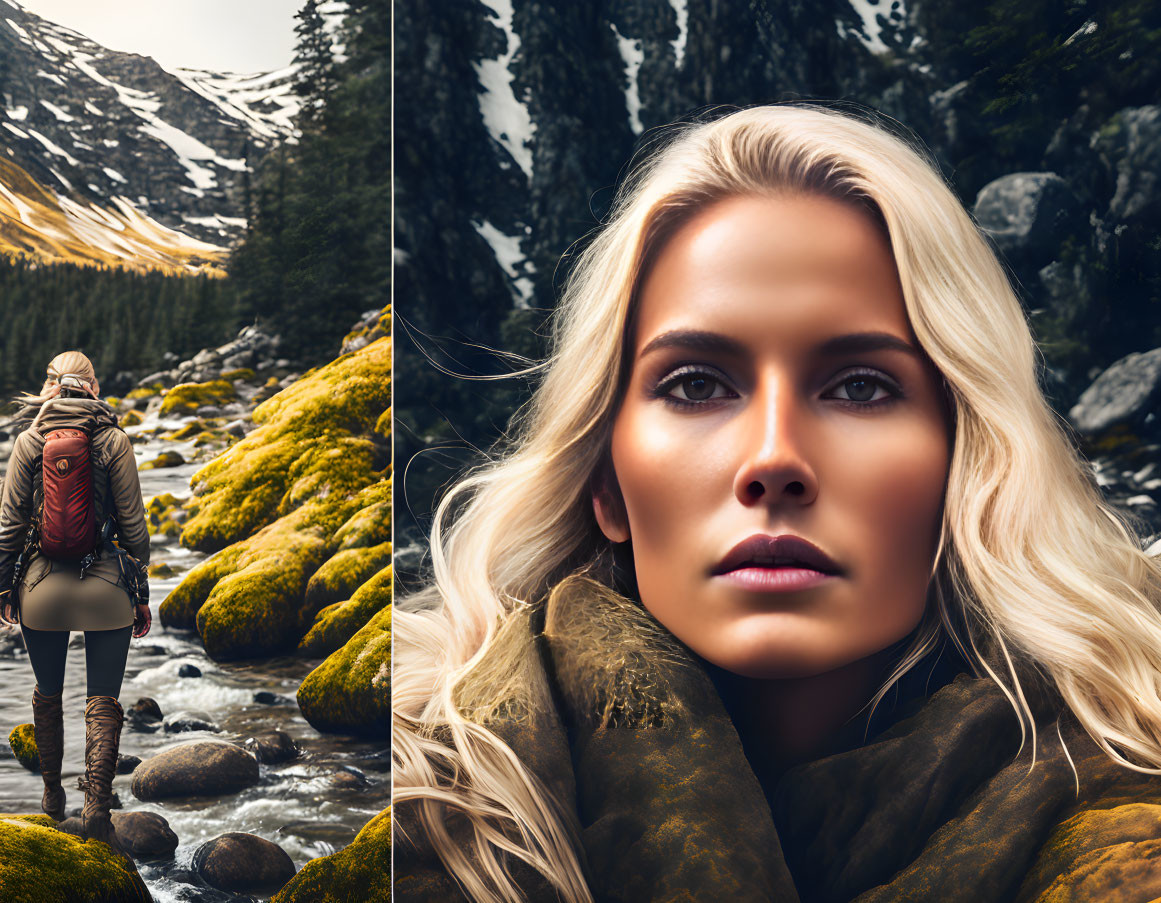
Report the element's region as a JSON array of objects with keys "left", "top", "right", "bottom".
[
  {"left": 146, "top": 493, "right": 186, "bottom": 540},
  {"left": 148, "top": 563, "right": 178, "bottom": 579},
  {"left": 179, "top": 338, "right": 390, "bottom": 554},
  {"left": 299, "top": 565, "right": 391, "bottom": 657},
  {"left": 139, "top": 450, "right": 186, "bottom": 471},
  {"left": 269, "top": 807, "right": 389, "bottom": 903},
  {"left": 126, "top": 384, "right": 163, "bottom": 402},
  {"left": 304, "top": 543, "right": 390, "bottom": 611},
  {"left": 333, "top": 499, "right": 391, "bottom": 551},
  {"left": 162, "top": 421, "right": 204, "bottom": 441},
  {"left": 8, "top": 724, "right": 38, "bottom": 772},
  {"left": 297, "top": 604, "right": 389, "bottom": 737},
  {"left": 0, "top": 813, "right": 151, "bottom": 900},
  {"left": 119, "top": 410, "right": 143, "bottom": 428},
  {"left": 161, "top": 338, "right": 391, "bottom": 661},
  {"left": 220, "top": 368, "right": 255, "bottom": 382},
  {"left": 159, "top": 380, "right": 236, "bottom": 417}
]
